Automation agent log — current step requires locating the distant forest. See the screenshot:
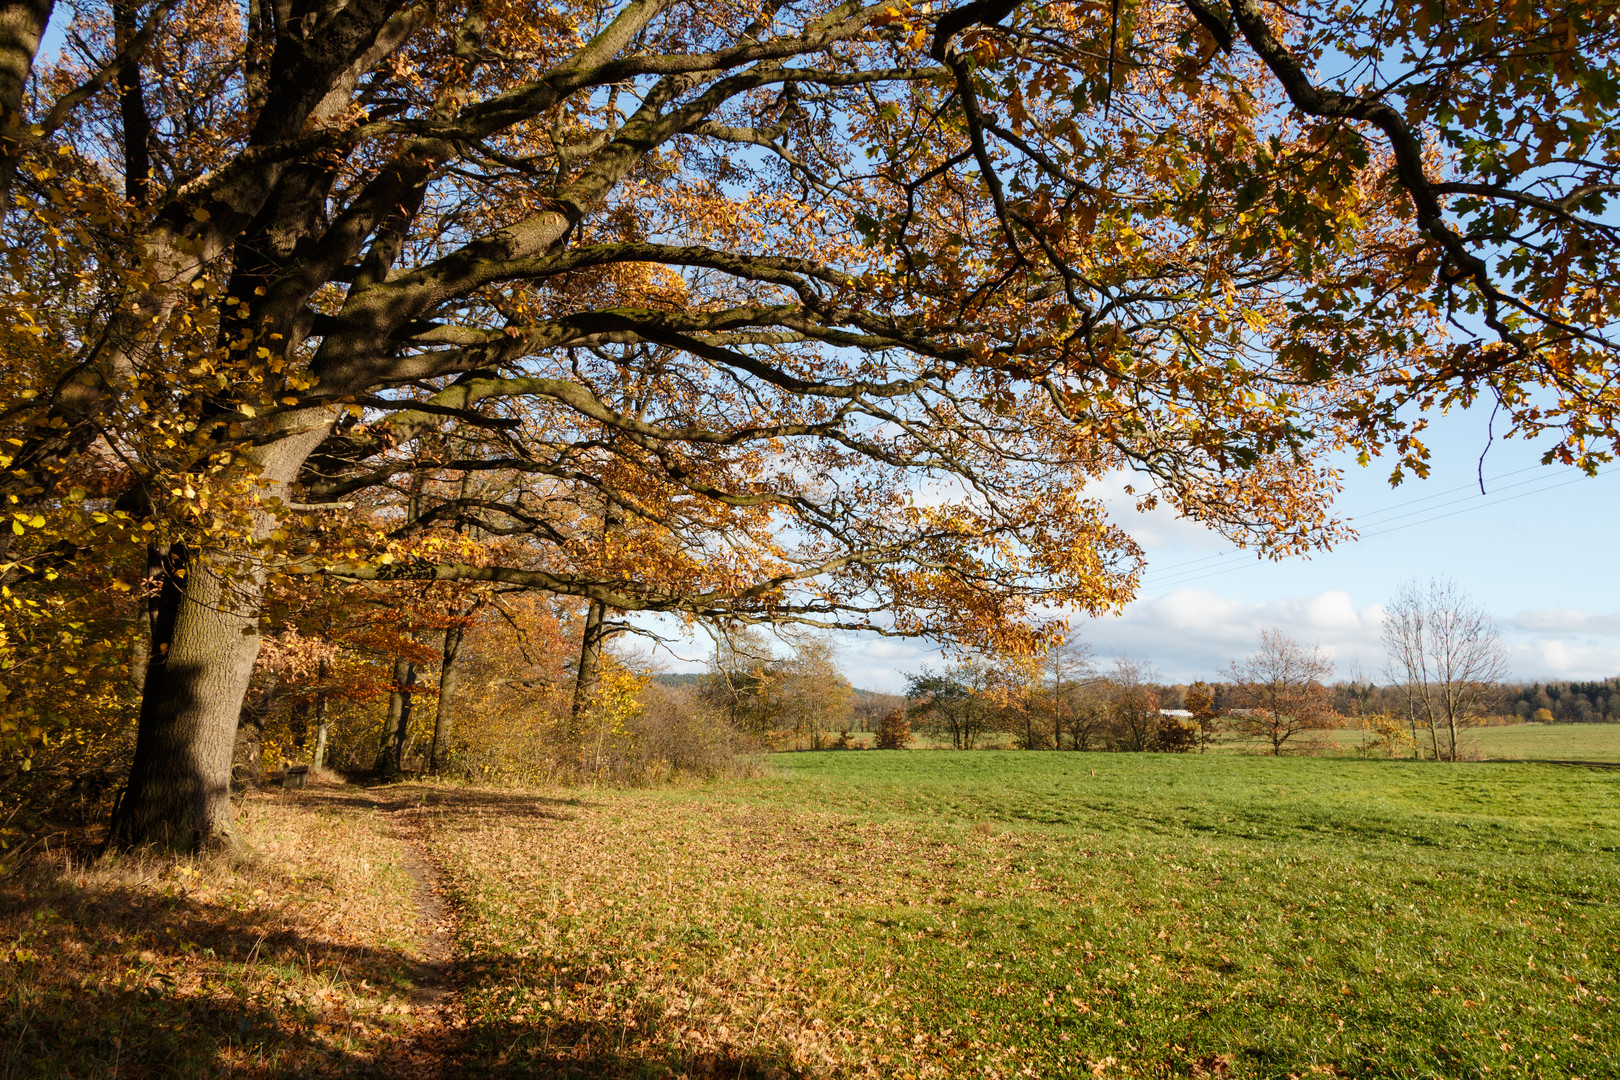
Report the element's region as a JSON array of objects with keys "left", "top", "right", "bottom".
[
  {"left": 657, "top": 673, "right": 1620, "bottom": 726},
  {"left": 1314, "top": 678, "right": 1618, "bottom": 724},
  {"left": 1489, "top": 679, "right": 1617, "bottom": 723}
]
